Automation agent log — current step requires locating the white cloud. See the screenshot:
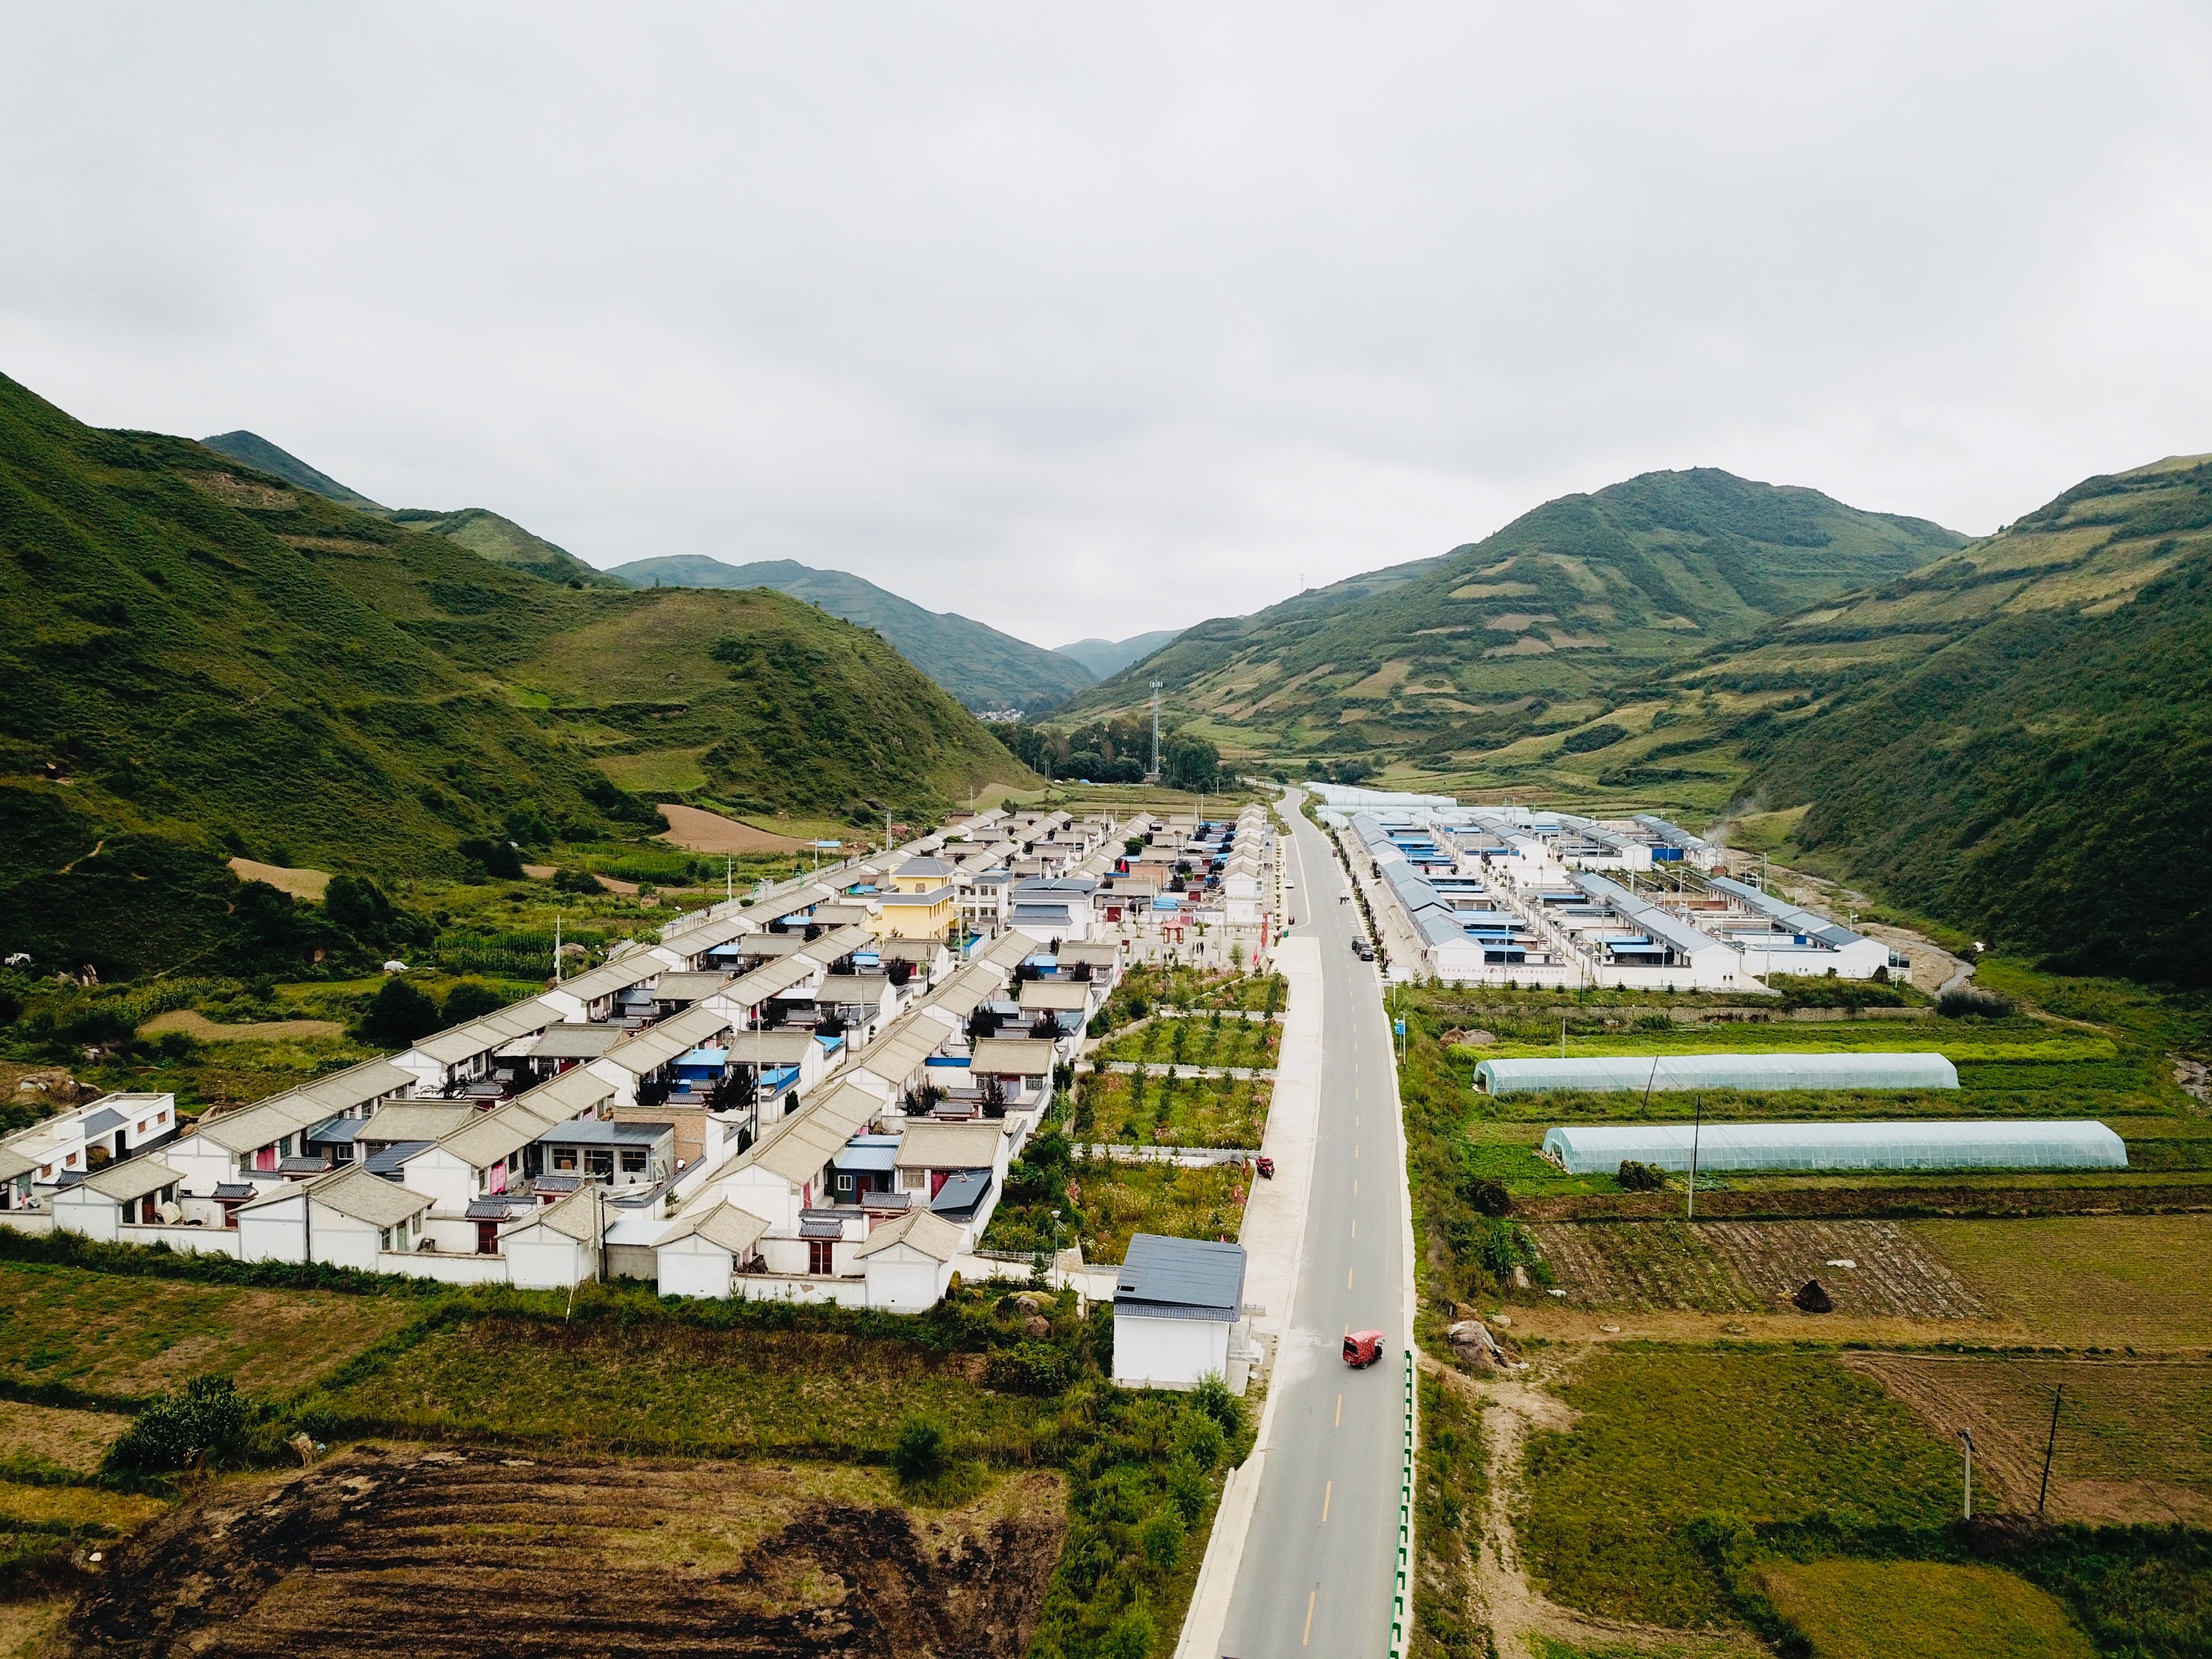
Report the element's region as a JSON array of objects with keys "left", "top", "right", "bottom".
[{"left": 3, "top": 2, "right": 2209, "bottom": 643}]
